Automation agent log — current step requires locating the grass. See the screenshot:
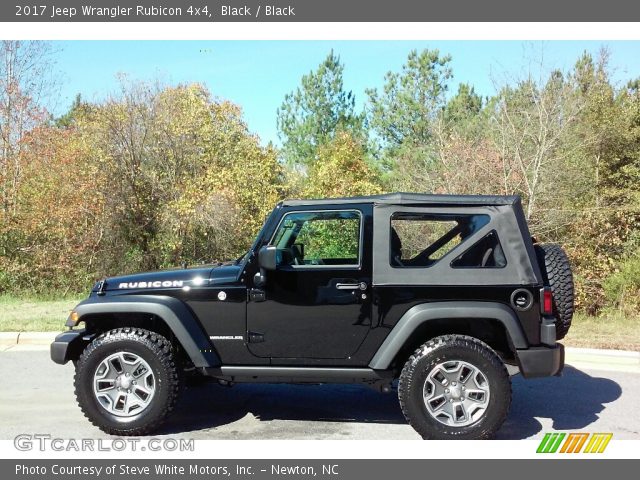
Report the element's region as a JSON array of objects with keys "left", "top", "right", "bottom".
[
  {"left": 0, "top": 295, "right": 82, "bottom": 332},
  {"left": 564, "top": 311, "right": 640, "bottom": 351},
  {"left": 0, "top": 295, "right": 638, "bottom": 351}
]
